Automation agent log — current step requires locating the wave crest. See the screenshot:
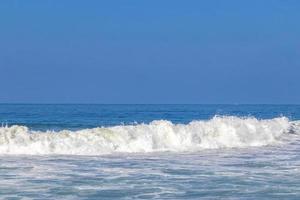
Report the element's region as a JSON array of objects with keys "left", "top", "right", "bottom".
[{"left": 0, "top": 116, "right": 298, "bottom": 155}]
